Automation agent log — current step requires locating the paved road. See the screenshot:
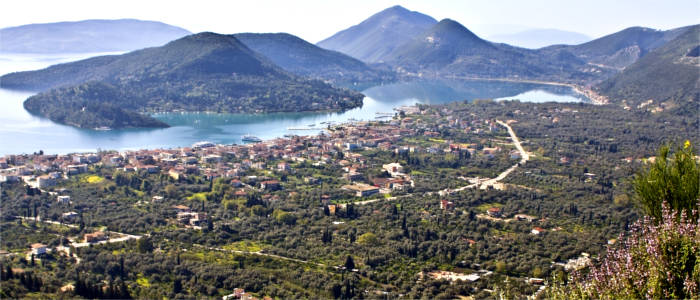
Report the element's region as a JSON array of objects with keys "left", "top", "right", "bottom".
[
  {"left": 354, "top": 194, "right": 410, "bottom": 206},
  {"left": 15, "top": 216, "right": 141, "bottom": 248},
  {"left": 498, "top": 120, "right": 529, "bottom": 163},
  {"left": 192, "top": 244, "right": 325, "bottom": 267},
  {"left": 439, "top": 120, "right": 529, "bottom": 194},
  {"left": 475, "top": 120, "right": 529, "bottom": 189},
  {"left": 355, "top": 120, "right": 530, "bottom": 203}
]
